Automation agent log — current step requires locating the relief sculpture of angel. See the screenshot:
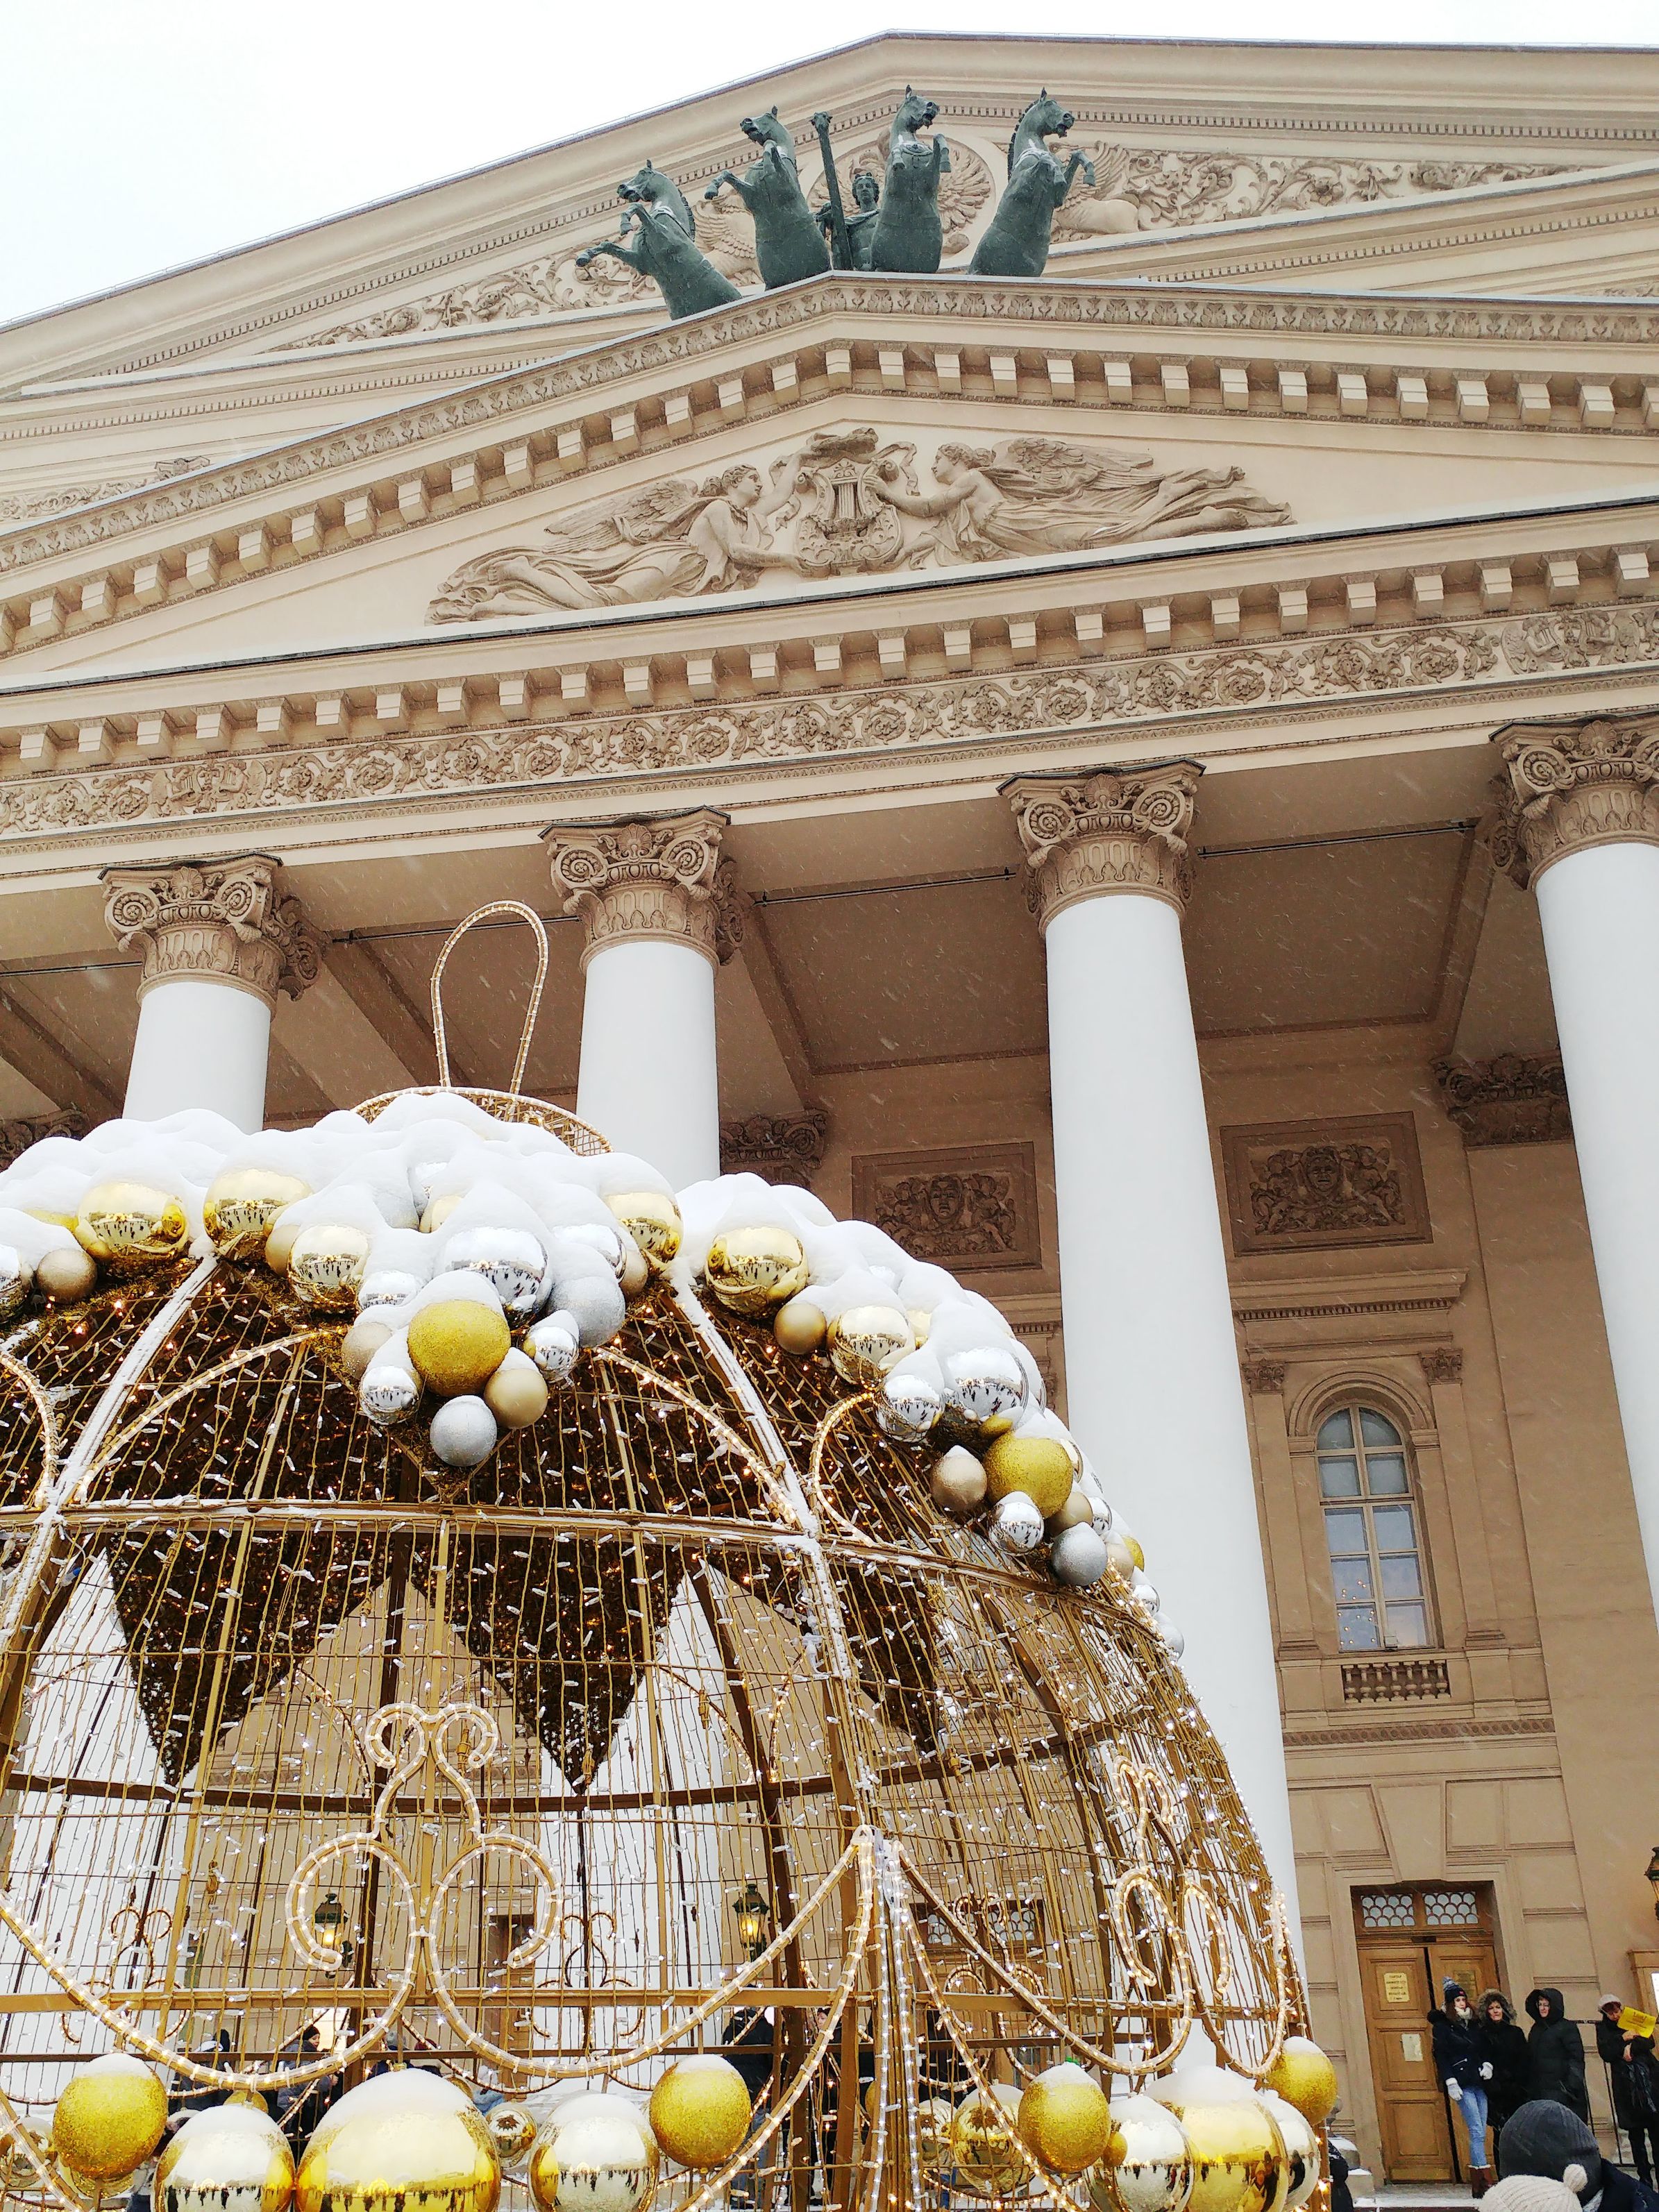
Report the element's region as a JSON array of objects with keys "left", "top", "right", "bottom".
[
  {"left": 868, "top": 437, "right": 1290, "bottom": 560},
  {"left": 428, "top": 461, "right": 800, "bottom": 619}
]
